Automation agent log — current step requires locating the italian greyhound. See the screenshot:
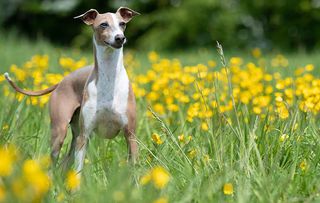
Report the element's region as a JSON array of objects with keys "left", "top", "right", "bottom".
[{"left": 4, "top": 7, "right": 140, "bottom": 173}]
